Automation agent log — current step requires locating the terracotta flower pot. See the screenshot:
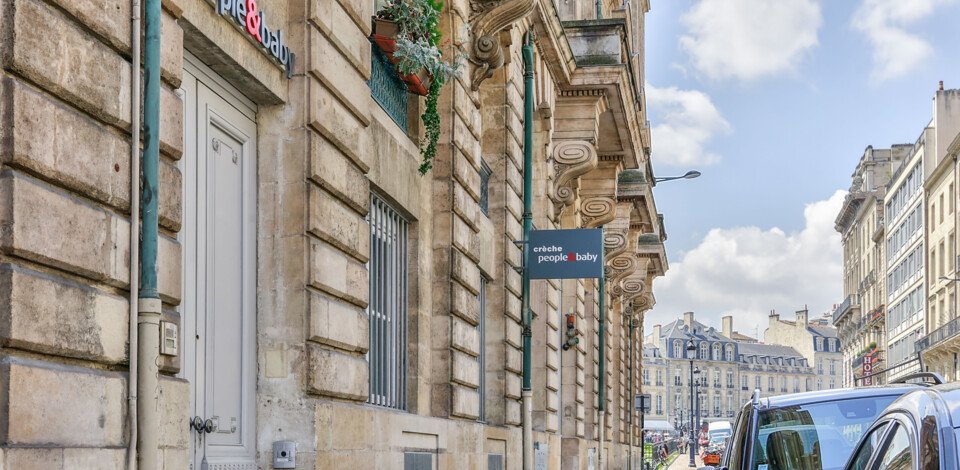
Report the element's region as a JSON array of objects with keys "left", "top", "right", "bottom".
[
  {"left": 371, "top": 18, "right": 399, "bottom": 54},
  {"left": 402, "top": 69, "right": 432, "bottom": 96}
]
